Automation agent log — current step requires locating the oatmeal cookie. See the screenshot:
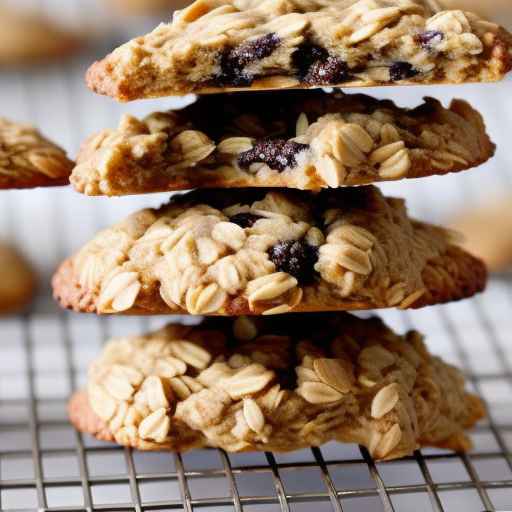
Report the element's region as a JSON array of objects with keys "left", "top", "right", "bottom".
[
  {"left": 0, "top": 6, "right": 81, "bottom": 66},
  {"left": 0, "top": 243, "right": 36, "bottom": 314},
  {"left": 452, "top": 195, "right": 512, "bottom": 273},
  {"left": 68, "top": 313, "right": 485, "bottom": 458},
  {"left": 86, "top": 0, "right": 512, "bottom": 100},
  {"left": 0, "top": 118, "right": 73, "bottom": 189},
  {"left": 52, "top": 186, "right": 486, "bottom": 316},
  {"left": 71, "top": 90, "right": 494, "bottom": 196},
  {"left": 105, "top": 0, "right": 191, "bottom": 15}
]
